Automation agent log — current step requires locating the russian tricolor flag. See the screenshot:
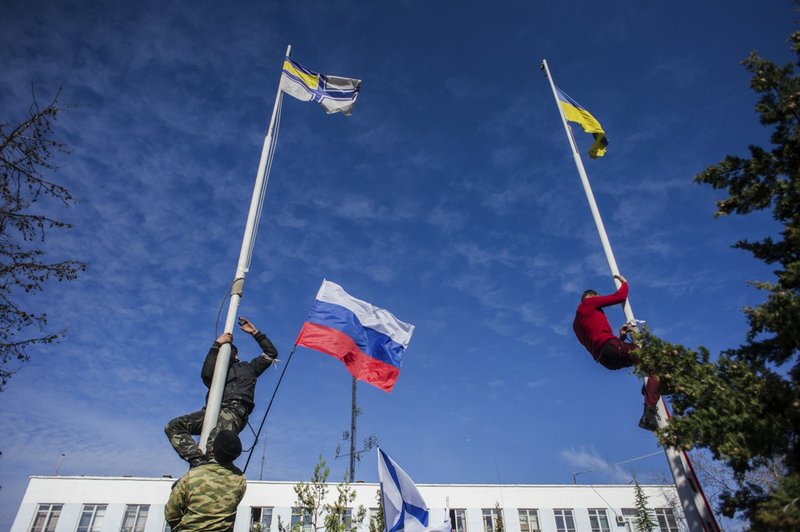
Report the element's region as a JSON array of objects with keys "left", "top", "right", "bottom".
[{"left": 296, "top": 280, "right": 415, "bottom": 392}]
